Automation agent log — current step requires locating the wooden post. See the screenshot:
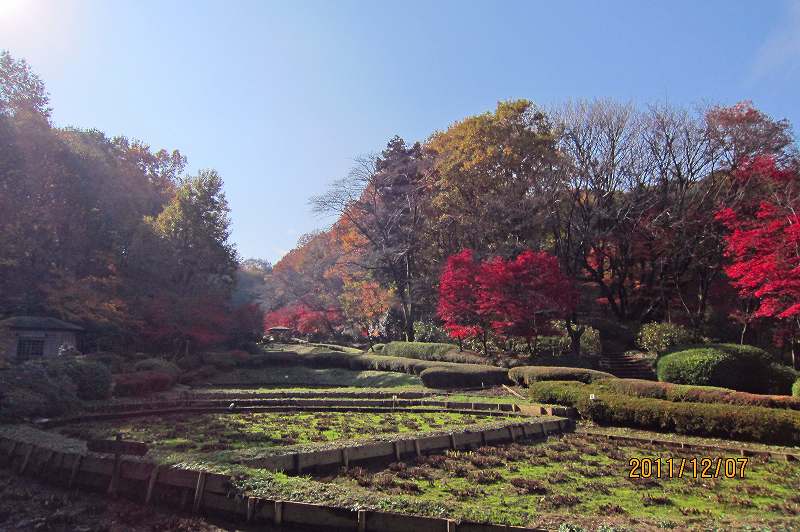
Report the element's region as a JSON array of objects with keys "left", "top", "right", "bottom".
[
  {"left": 449, "top": 434, "right": 456, "bottom": 450},
  {"left": 246, "top": 497, "right": 256, "bottom": 522},
  {"left": 274, "top": 500, "right": 283, "bottom": 525},
  {"left": 480, "top": 431, "right": 487, "bottom": 446},
  {"left": 508, "top": 426, "right": 516, "bottom": 442},
  {"left": 5, "top": 441, "right": 18, "bottom": 464},
  {"left": 18, "top": 446, "right": 34, "bottom": 475},
  {"left": 145, "top": 465, "right": 160, "bottom": 505},
  {"left": 414, "top": 440, "right": 421, "bottom": 458},
  {"left": 39, "top": 450, "right": 55, "bottom": 475},
  {"left": 446, "top": 519, "right": 457, "bottom": 532},
  {"left": 293, "top": 453, "right": 301, "bottom": 474},
  {"left": 68, "top": 455, "right": 83, "bottom": 488},
  {"left": 108, "top": 434, "right": 122, "bottom": 496},
  {"left": 357, "top": 509, "right": 366, "bottom": 532},
  {"left": 193, "top": 471, "right": 207, "bottom": 513},
  {"left": 342, "top": 448, "right": 350, "bottom": 468},
  {"left": 393, "top": 441, "right": 401, "bottom": 461}
]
